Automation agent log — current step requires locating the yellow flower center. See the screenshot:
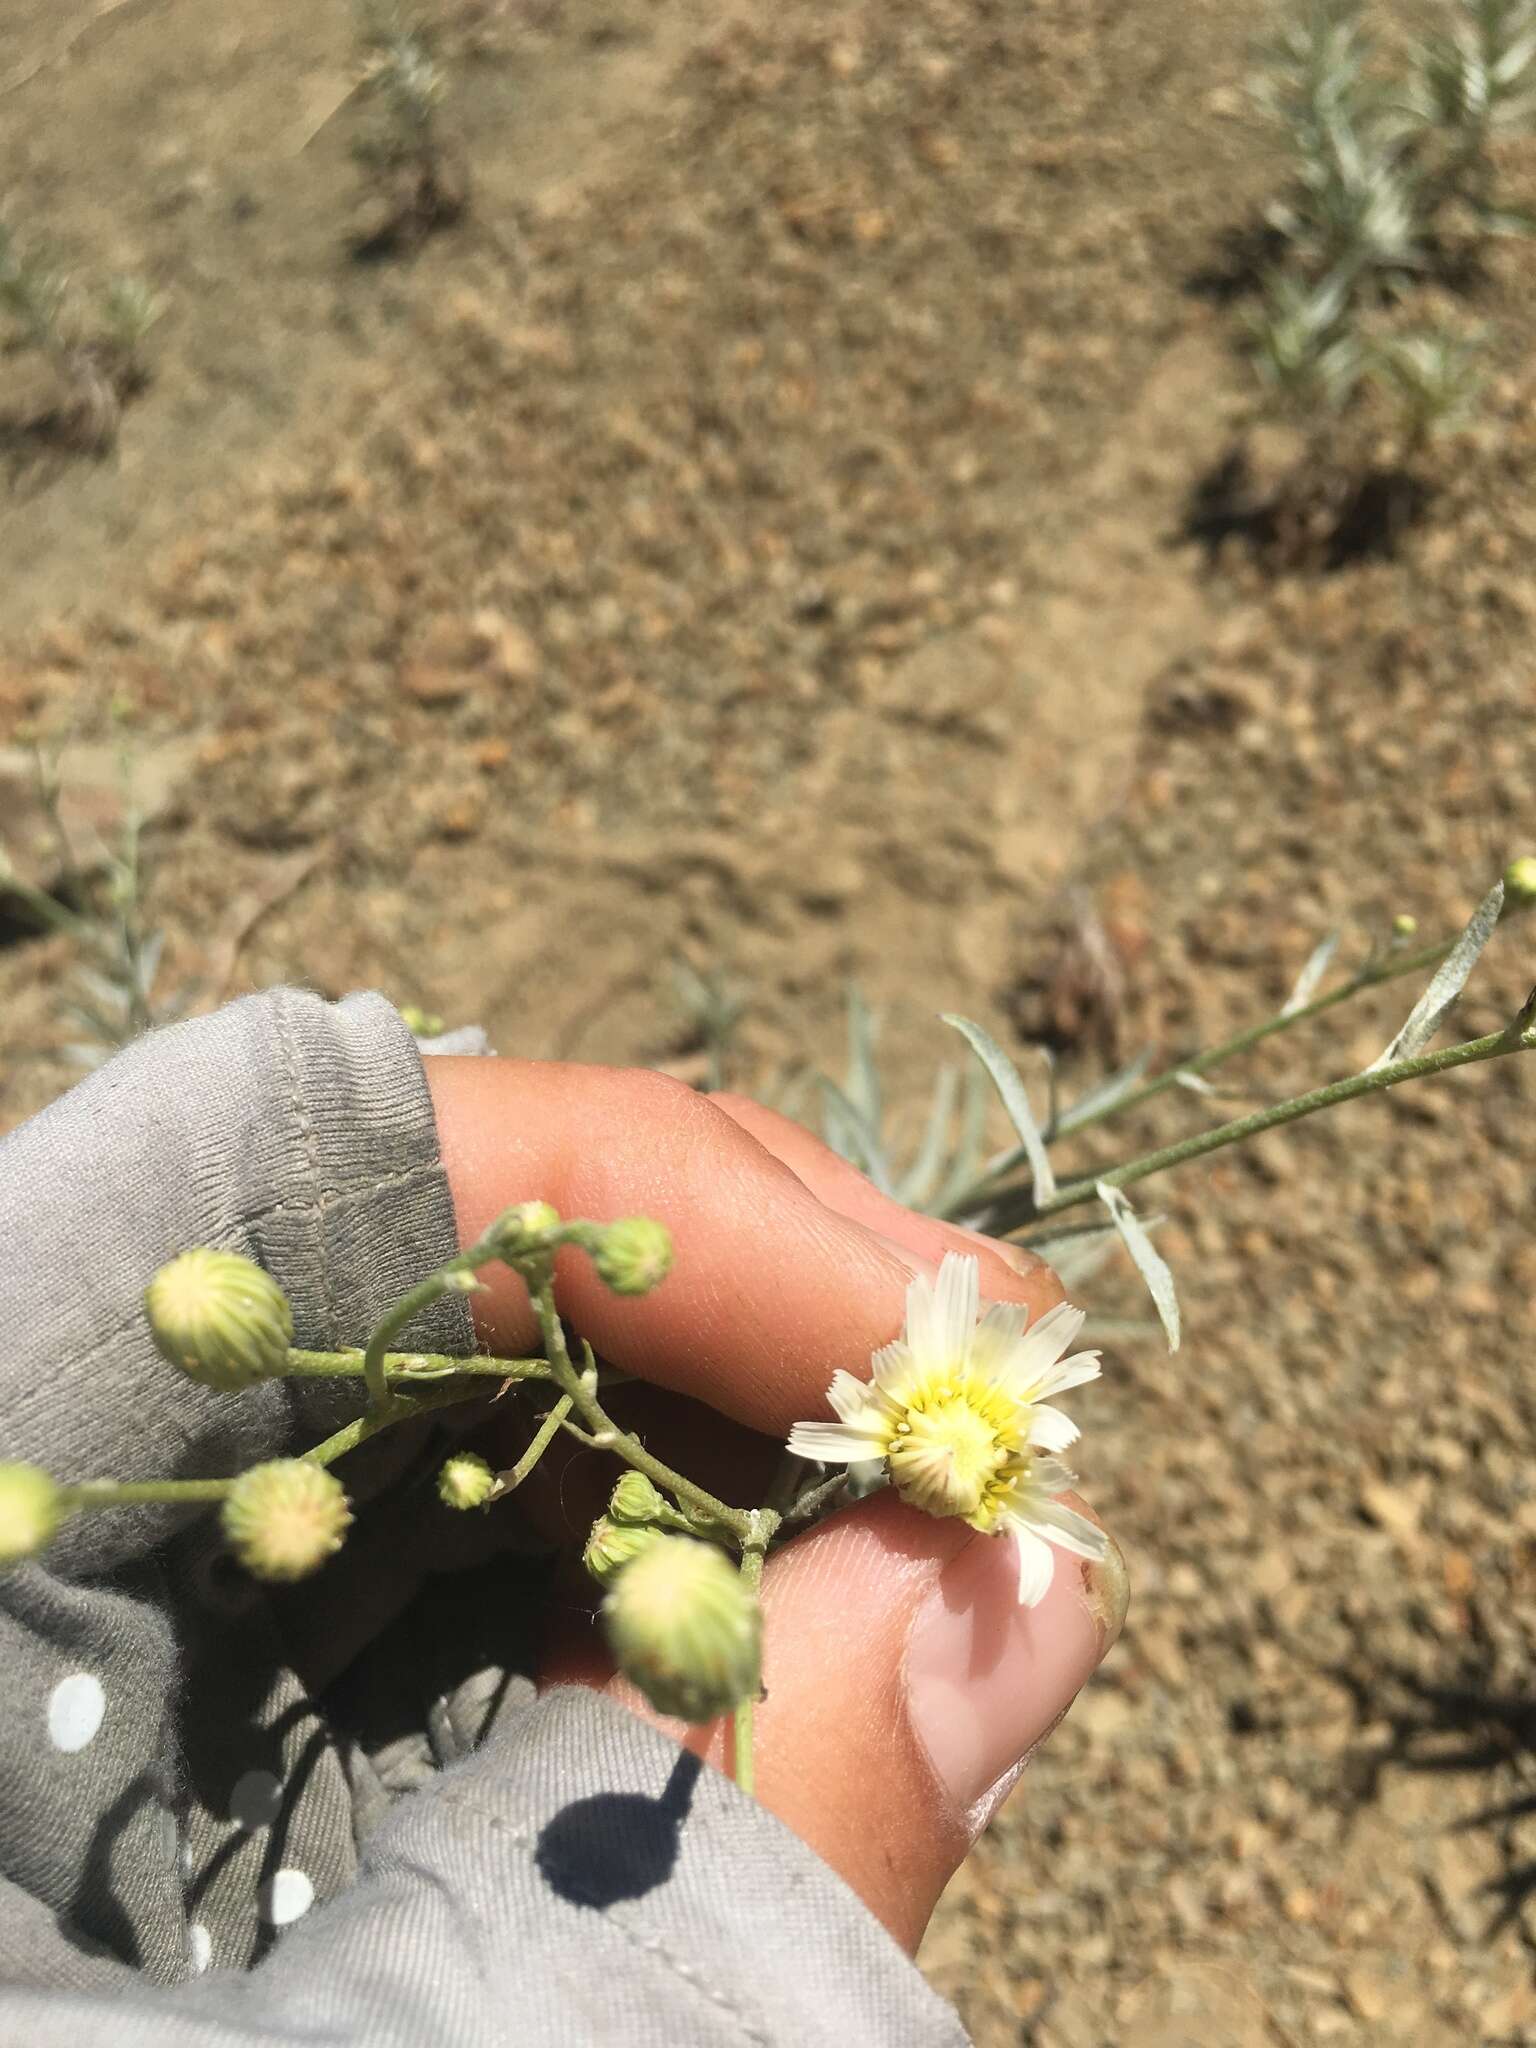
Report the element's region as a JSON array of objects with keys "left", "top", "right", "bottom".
[{"left": 885, "top": 1372, "right": 1029, "bottom": 1529}]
